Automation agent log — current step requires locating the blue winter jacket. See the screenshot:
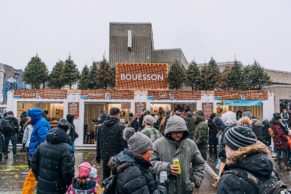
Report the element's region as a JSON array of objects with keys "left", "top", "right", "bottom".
[{"left": 27, "top": 108, "right": 51, "bottom": 157}]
